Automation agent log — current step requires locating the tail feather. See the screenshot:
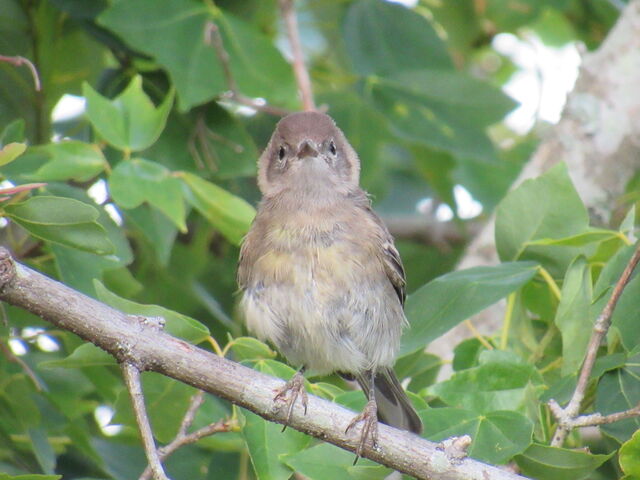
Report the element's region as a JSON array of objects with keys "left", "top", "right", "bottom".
[{"left": 356, "top": 368, "right": 422, "bottom": 434}]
